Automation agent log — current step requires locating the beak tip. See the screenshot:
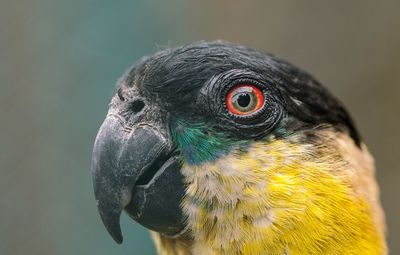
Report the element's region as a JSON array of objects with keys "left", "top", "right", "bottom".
[
  {"left": 101, "top": 213, "right": 124, "bottom": 244},
  {"left": 96, "top": 198, "right": 125, "bottom": 244},
  {"left": 111, "top": 231, "right": 123, "bottom": 244}
]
